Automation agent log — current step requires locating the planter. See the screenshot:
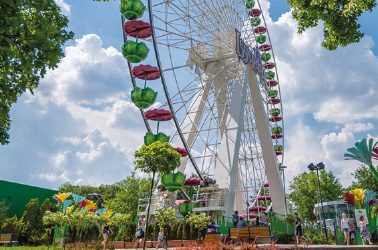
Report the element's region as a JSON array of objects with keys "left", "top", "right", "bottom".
[
  {"left": 64, "top": 243, "right": 75, "bottom": 248},
  {"left": 113, "top": 241, "right": 125, "bottom": 248},
  {"left": 124, "top": 241, "right": 139, "bottom": 248},
  {"left": 75, "top": 242, "right": 86, "bottom": 248},
  {"left": 145, "top": 241, "right": 157, "bottom": 248}
]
